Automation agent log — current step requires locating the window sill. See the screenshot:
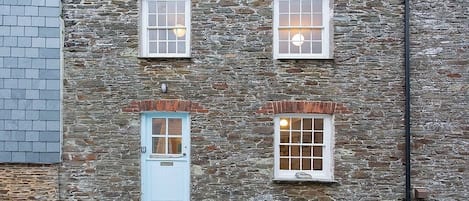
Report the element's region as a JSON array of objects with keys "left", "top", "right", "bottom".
[
  {"left": 137, "top": 56, "right": 192, "bottom": 59},
  {"left": 276, "top": 57, "right": 334, "bottom": 60},
  {"left": 273, "top": 178, "right": 337, "bottom": 184}
]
